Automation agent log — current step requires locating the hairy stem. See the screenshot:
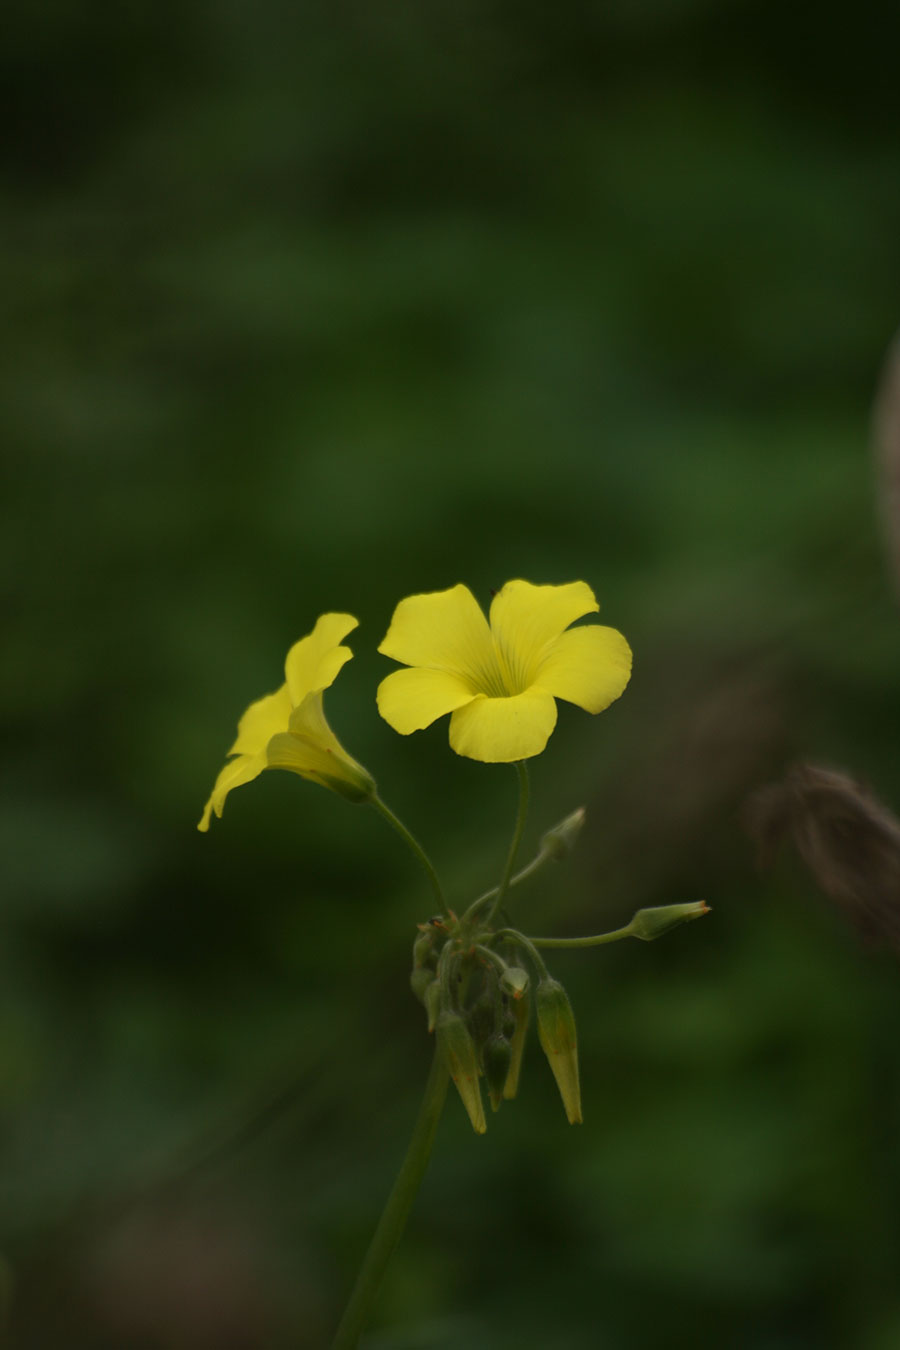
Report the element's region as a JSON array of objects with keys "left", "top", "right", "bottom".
[
  {"left": 527, "top": 925, "right": 634, "bottom": 948},
  {"left": 371, "top": 795, "right": 446, "bottom": 914},
  {"left": 484, "top": 762, "right": 530, "bottom": 926},
  {"left": 331, "top": 1047, "right": 450, "bottom": 1350}
]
